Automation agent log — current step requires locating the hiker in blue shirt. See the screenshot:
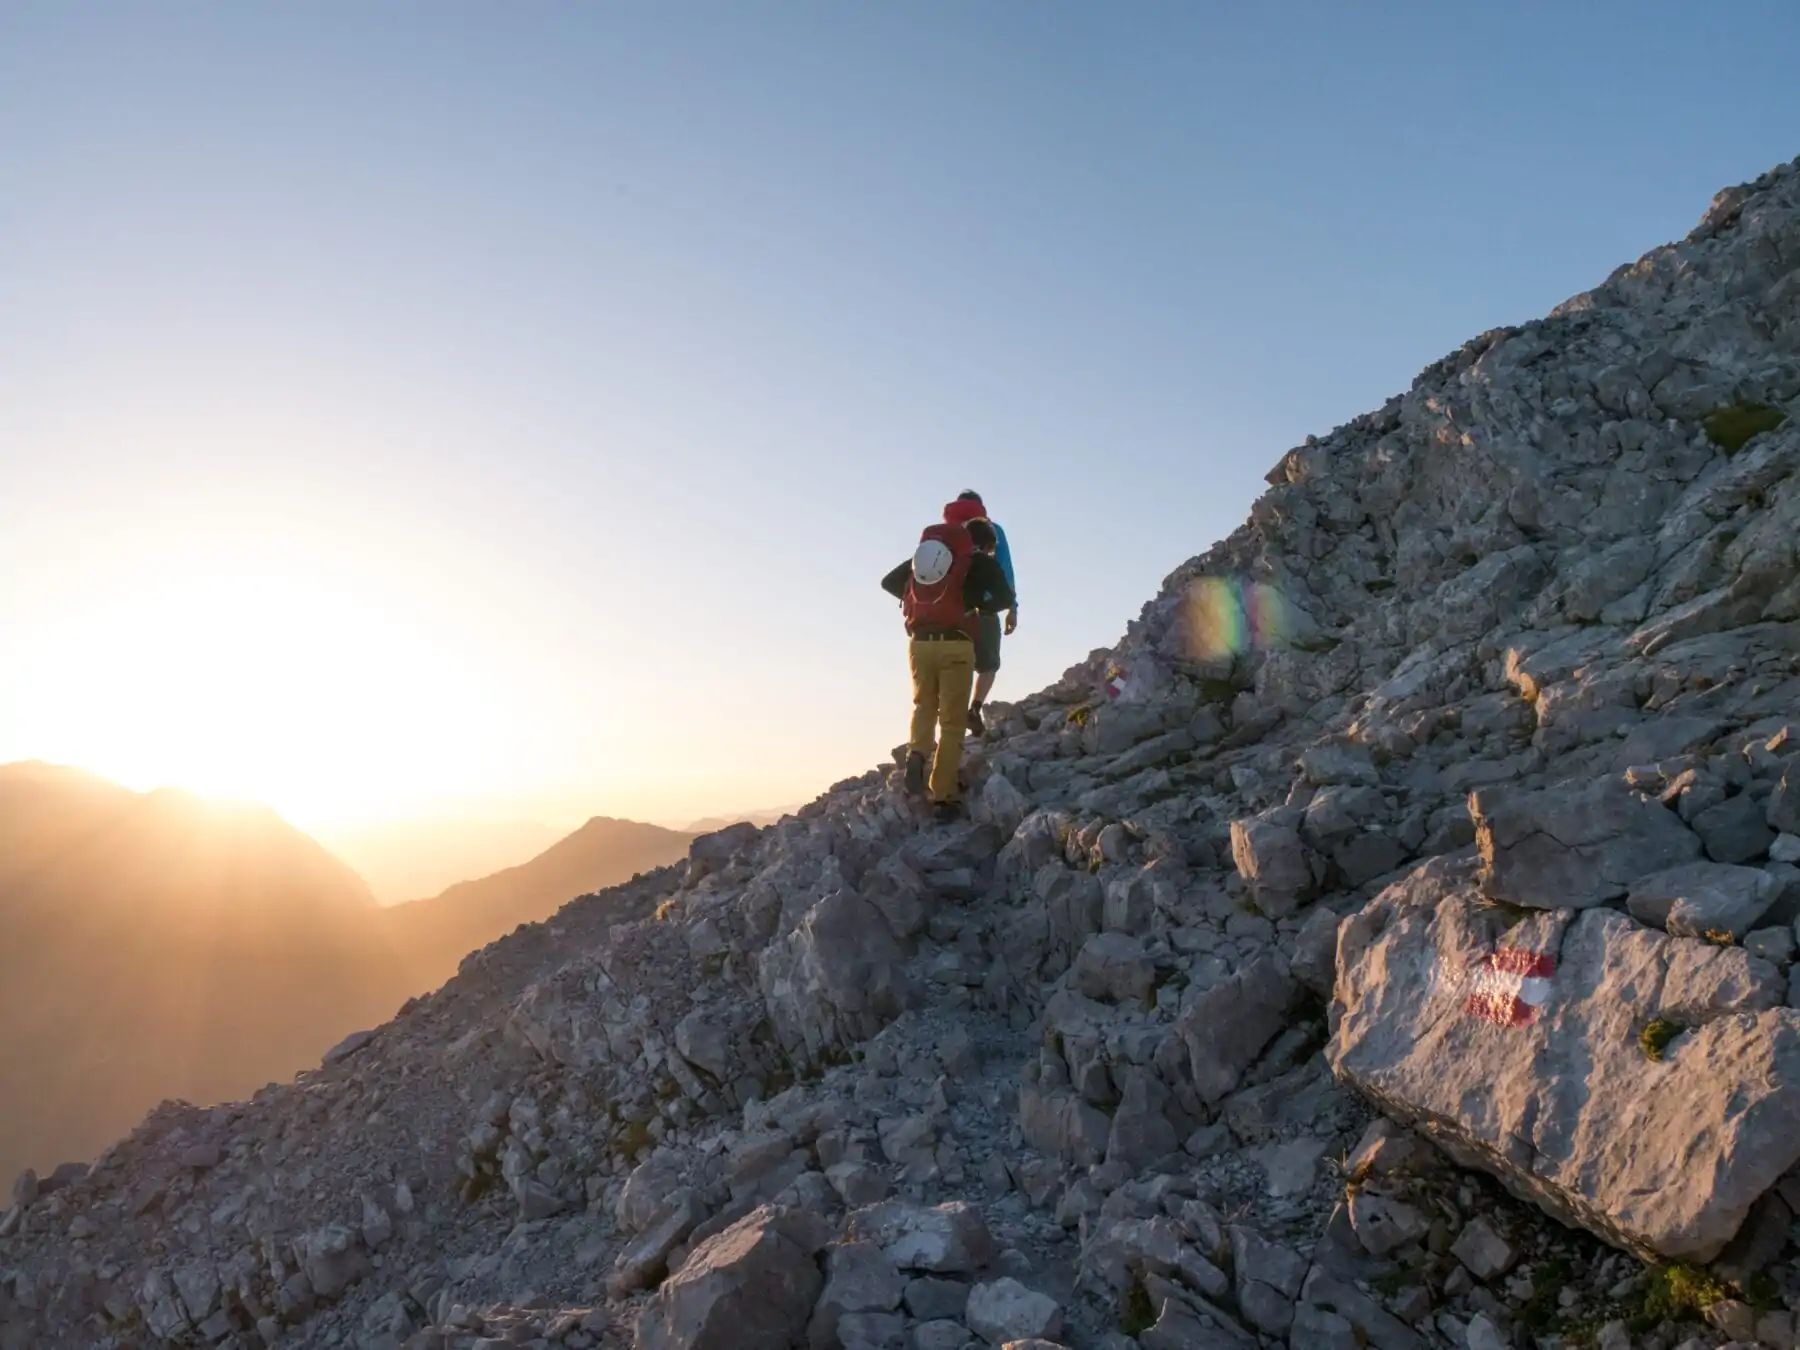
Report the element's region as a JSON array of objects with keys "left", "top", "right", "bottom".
[{"left": 942, "top": 490, "right": 1016, "bottom": 736}]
